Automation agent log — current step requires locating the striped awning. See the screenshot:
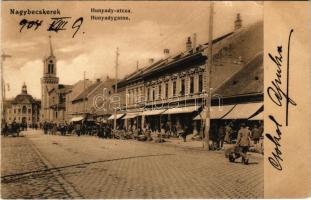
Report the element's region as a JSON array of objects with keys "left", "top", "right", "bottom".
[
  {"left": 122, "top": 113, "right": 140, "bottom": 119},
  {"left": 70, "top": 116, "right": 84, "bottom": 122},
  {"left": 223, "top": 103, "right": 263, "bottom": 119},
  {"left": 193, "top": 105, "right": 236, "bottom": 120},
  {"left": 163, "top": 105, "right": 199, "bottom": 115},
  {"left": 108, "top": 114, "right": 125, "bottom": 120},
  {"left": 141, "top": 109, "right": 167, "bottom": 116}
]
